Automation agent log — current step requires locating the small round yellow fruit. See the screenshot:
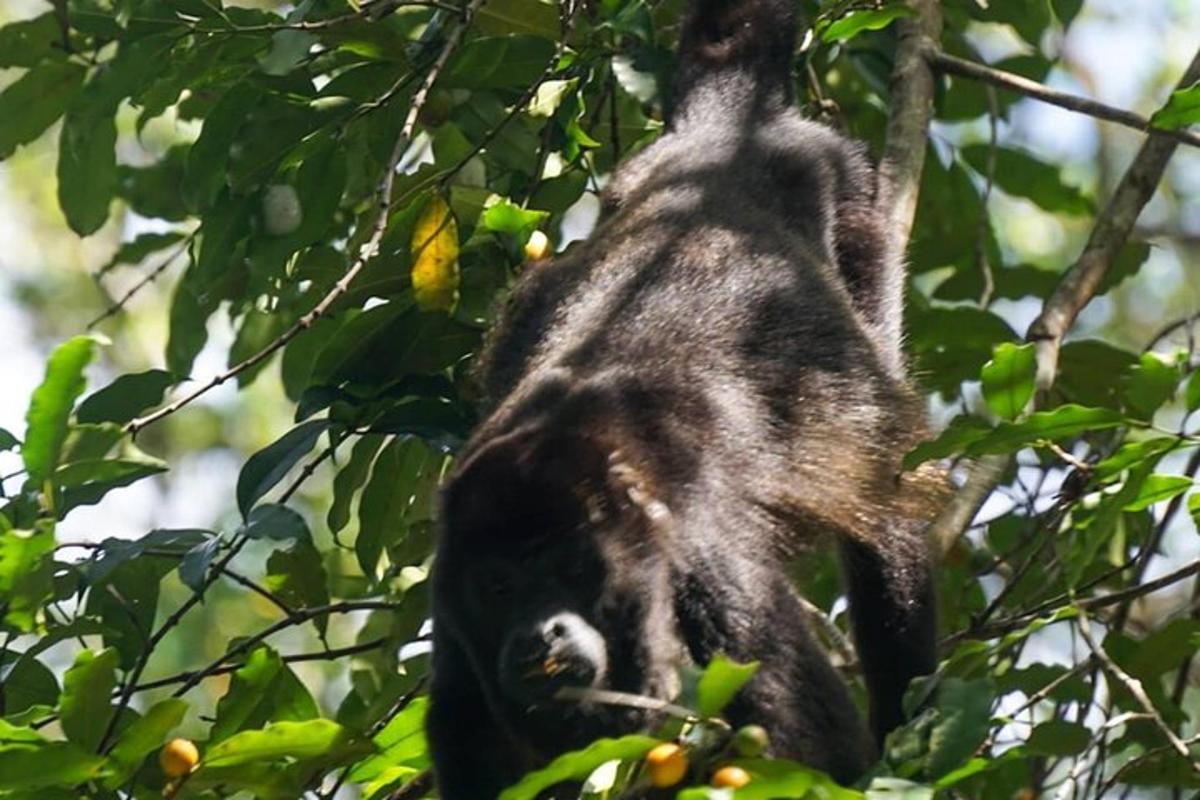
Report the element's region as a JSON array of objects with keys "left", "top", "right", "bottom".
[
  {"left": 524, "top": 230, "right": 552, "bottom": 261},
  {"left": 712, "top": 765, "right": 751, "bottom": 789},
  {"left": 732, "top": 724, "right": 769, "bottom": 757},
  {"left": 645, "top": 742, "right": 688, "bottom": 788},
  {"left": 159, "top": 738, "right": 200, "bottom": 777}
]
